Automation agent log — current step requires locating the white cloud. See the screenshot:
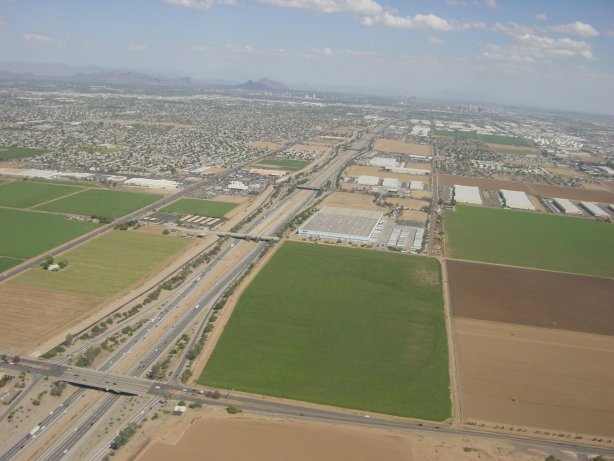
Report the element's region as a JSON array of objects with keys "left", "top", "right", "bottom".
[
  {"left": 484, "top": 0, "right": 497, "bottom": 9},
  {"left": 549, "top": 21, "right": 599, "bottom": 38},
  {"left": 165, "top": 0, "right": 234, "bottom": 9},
  {"left": 535, "top": 13, "right": 547, "bottom": 21},
  {"left": 481, "top": 33, "right": 594, "bottom": 62},
  {"left": 427, "top": 37, "right": 444, "bottom": 45},
  {"left": 22, "top": 34, "right": 56, "bottom": 43},
  {"left": 259, "top": 0, "right": 482, "bottom": 31}
]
